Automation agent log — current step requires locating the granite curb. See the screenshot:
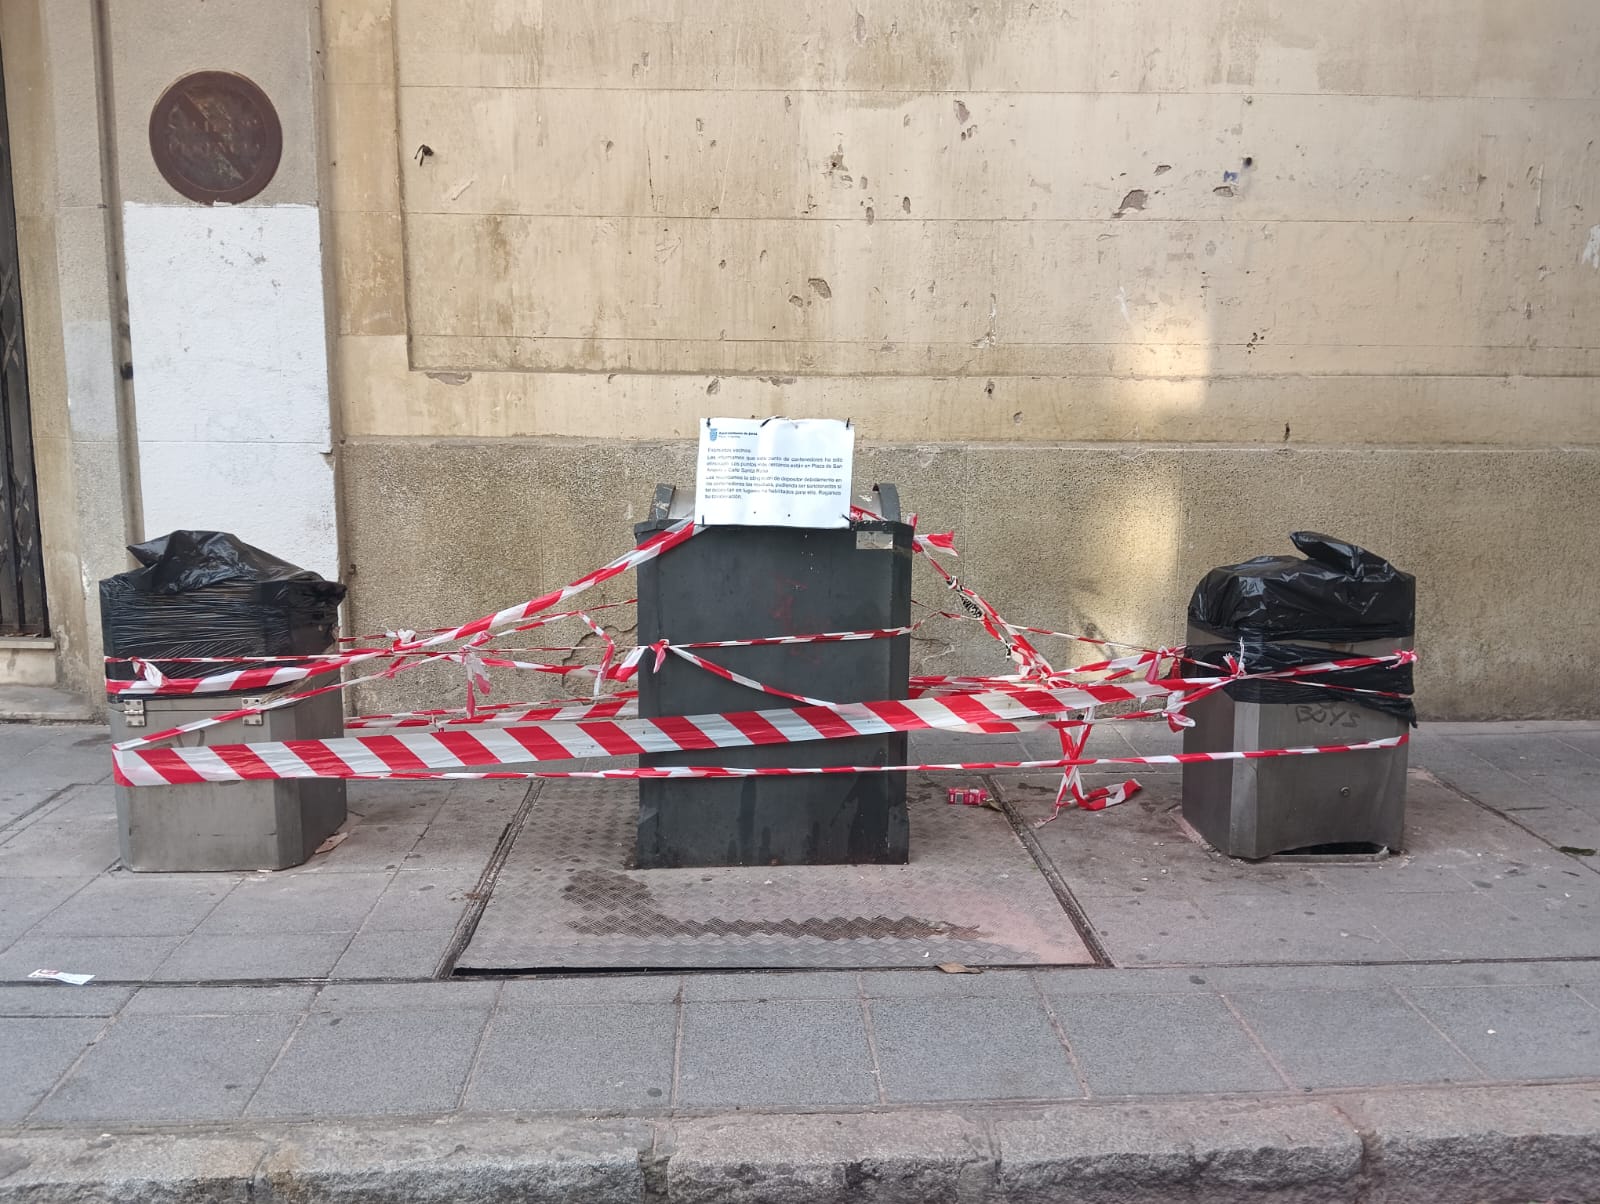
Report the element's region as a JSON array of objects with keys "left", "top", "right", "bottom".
[{"left": 1, "top": 1083, "right": 1597, "bottom": 1203}]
